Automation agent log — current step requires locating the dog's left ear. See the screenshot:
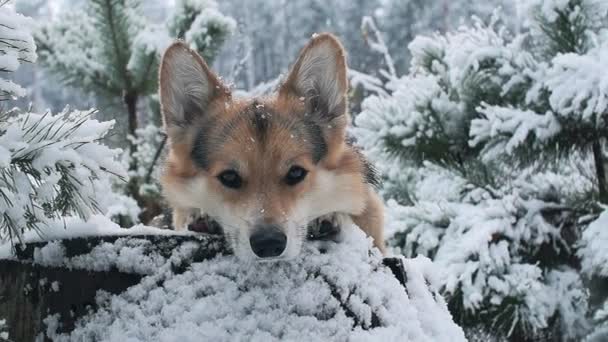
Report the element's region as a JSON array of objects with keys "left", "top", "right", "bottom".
[{"left": 279, "top": 33, "right": 348, "bottom": 124}]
